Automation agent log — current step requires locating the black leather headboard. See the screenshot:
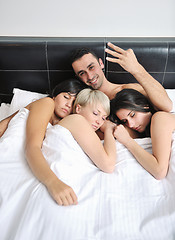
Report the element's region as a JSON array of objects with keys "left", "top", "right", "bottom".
[{"left": 0, "top": 37, "right": 175, "bottom": 103}]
